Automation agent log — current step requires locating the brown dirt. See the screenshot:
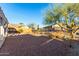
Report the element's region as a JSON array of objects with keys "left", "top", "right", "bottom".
[{"left": 0, "top": 34, "right": 75, "bottom": 56}]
